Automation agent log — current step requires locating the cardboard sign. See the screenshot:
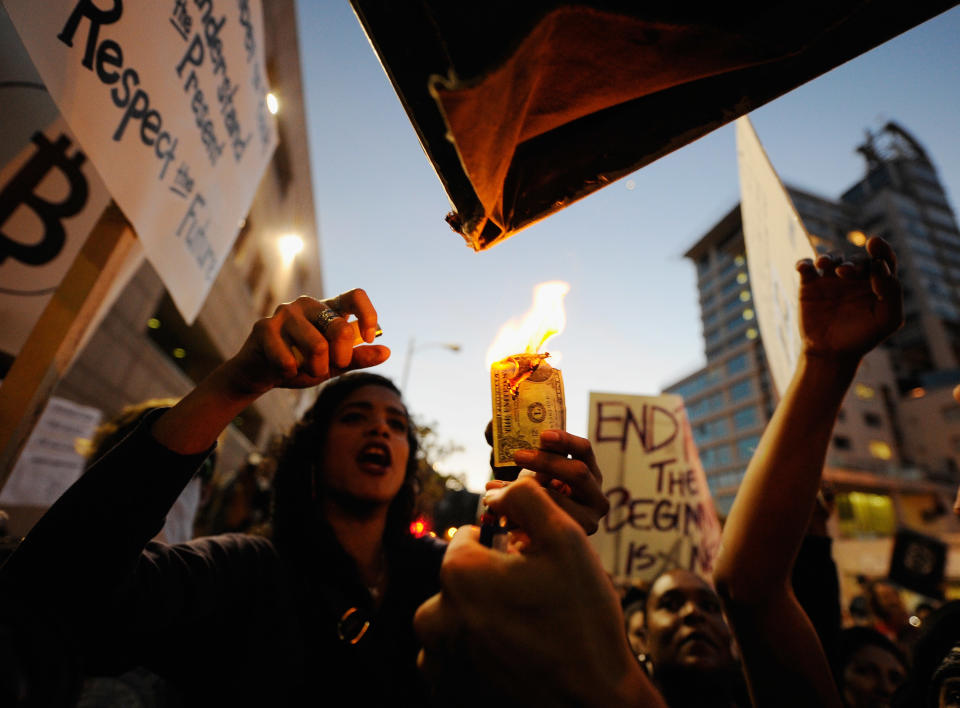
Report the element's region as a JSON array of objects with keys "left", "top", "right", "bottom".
[
  {"left": 588, "top": 392, "right": 721, "bottom": 582},
  {"left": 3, "top": 0, "right": 277, "bottom": 322},
  {"left": 736, "top": 117, "right": 815, "bottom": 396},
  {"left": 0, "top": 396, "right": 101, "bottom": 507}
]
